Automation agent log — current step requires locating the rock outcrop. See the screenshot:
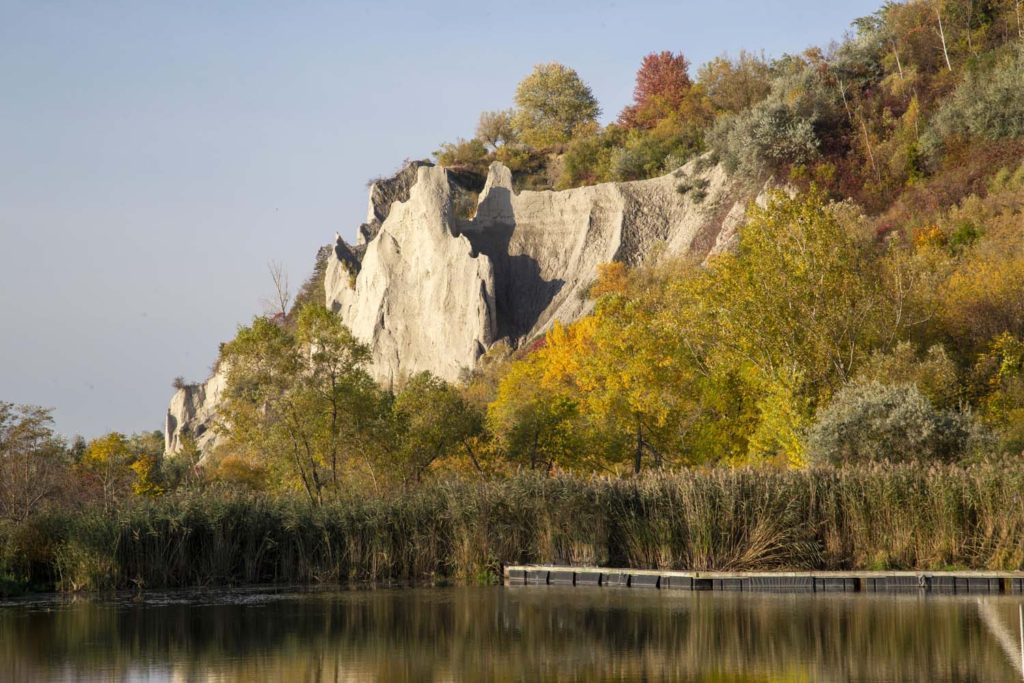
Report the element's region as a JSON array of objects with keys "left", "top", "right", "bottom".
[
  {"left": 165, "top": 366, "right": 227, "bottom": 455},
  {"left": 324, "top": 156, "right": 754, "bottom": 380},
  {"left": 324, "top": 164, "right": 496, "bottom": 386},
  {"left": 167, "top": 155, "right": 758, "bottom": 455}
]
